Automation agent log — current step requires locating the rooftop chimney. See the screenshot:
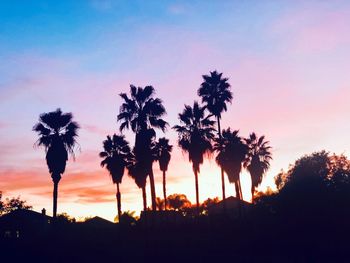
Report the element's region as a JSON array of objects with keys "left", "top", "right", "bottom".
[{"left": 41, "top": 208, "right": 46, "bottom": 216}]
